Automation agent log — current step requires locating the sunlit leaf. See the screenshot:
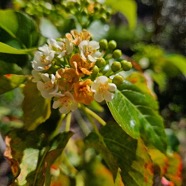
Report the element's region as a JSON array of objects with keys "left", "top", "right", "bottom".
[
  {"left": 126, "top": 72, "right": 155, "bottom": 96},
  {"left": 0, "top": 74, "right": 26, "bottom": 94},
  {"left": 22, "top": 80, "right": 51, "bottom": 130},
  {"left": 0, "top": 42, "right": 35, "bottom": 54},
  {"left": 165, "top": 54, "right": 186, "bottom": 76},
  {"left": 107, "top": 81, "right": 167, "bottom": 152},
  {"left": 105, "top": 0, "right": 137, "bottom": 29},
  {"left": 17, "top": 148, "right": 39, "bottom": 185}
]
